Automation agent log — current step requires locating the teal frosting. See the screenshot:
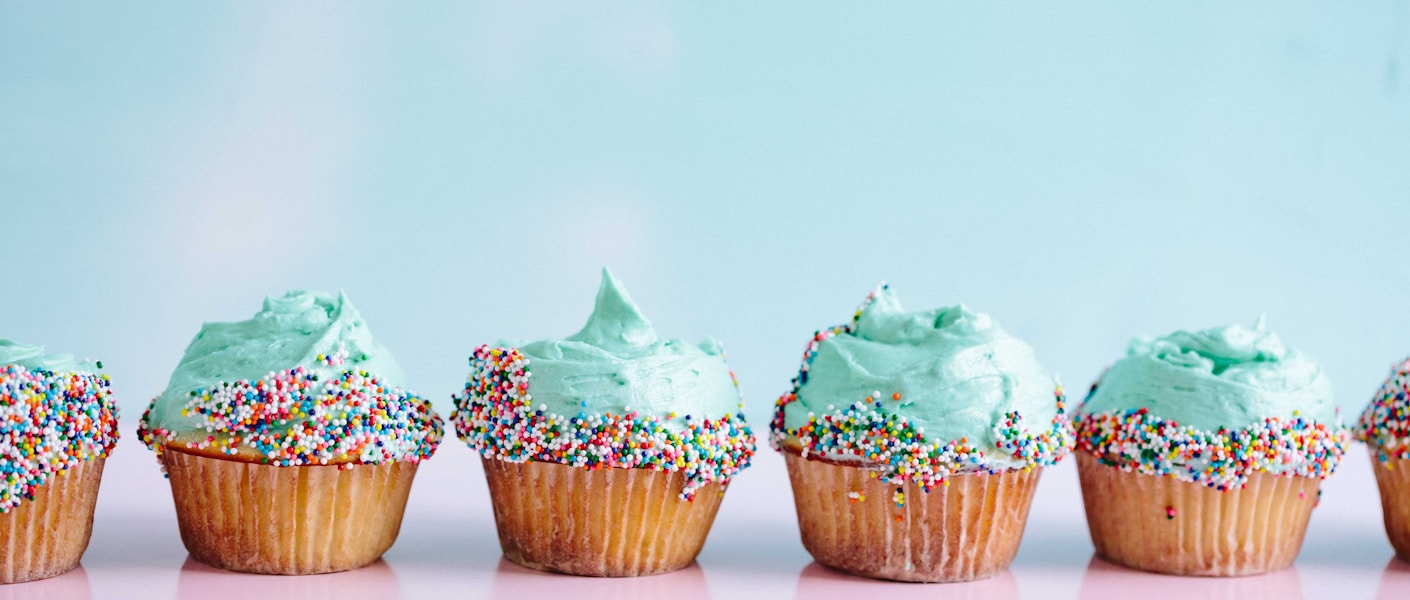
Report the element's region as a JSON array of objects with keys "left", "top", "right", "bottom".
[
  {"left": 1077, "top": 318, "right": 1338, "bottom": 432},
  {"left": 510, "top": 269, "right": 743, "bottom": 428},
  {"left": 143, "top": 291, "right": 411, "bottom": 438},
  {"left": 0, "top": 339, "right": 98, "bottom": 373},
  {"left": 780, "top": 286, "right": 1064, "bottom": 469}
]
